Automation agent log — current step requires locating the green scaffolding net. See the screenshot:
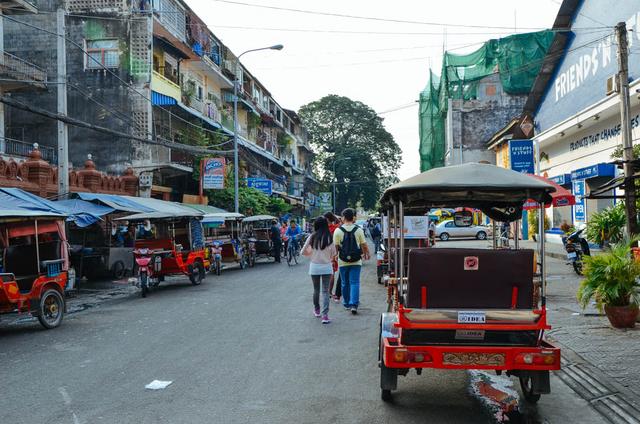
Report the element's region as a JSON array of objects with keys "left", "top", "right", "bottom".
[{"left": 418, "top": 30, "right": 555, "bottom": 172}]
